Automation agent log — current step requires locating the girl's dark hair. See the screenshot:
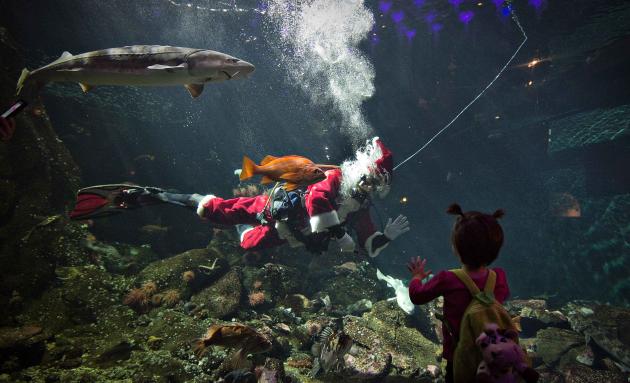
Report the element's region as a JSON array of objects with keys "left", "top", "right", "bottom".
[{"left": 447, "top": 203, "right": 505, "bottom": 268}]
